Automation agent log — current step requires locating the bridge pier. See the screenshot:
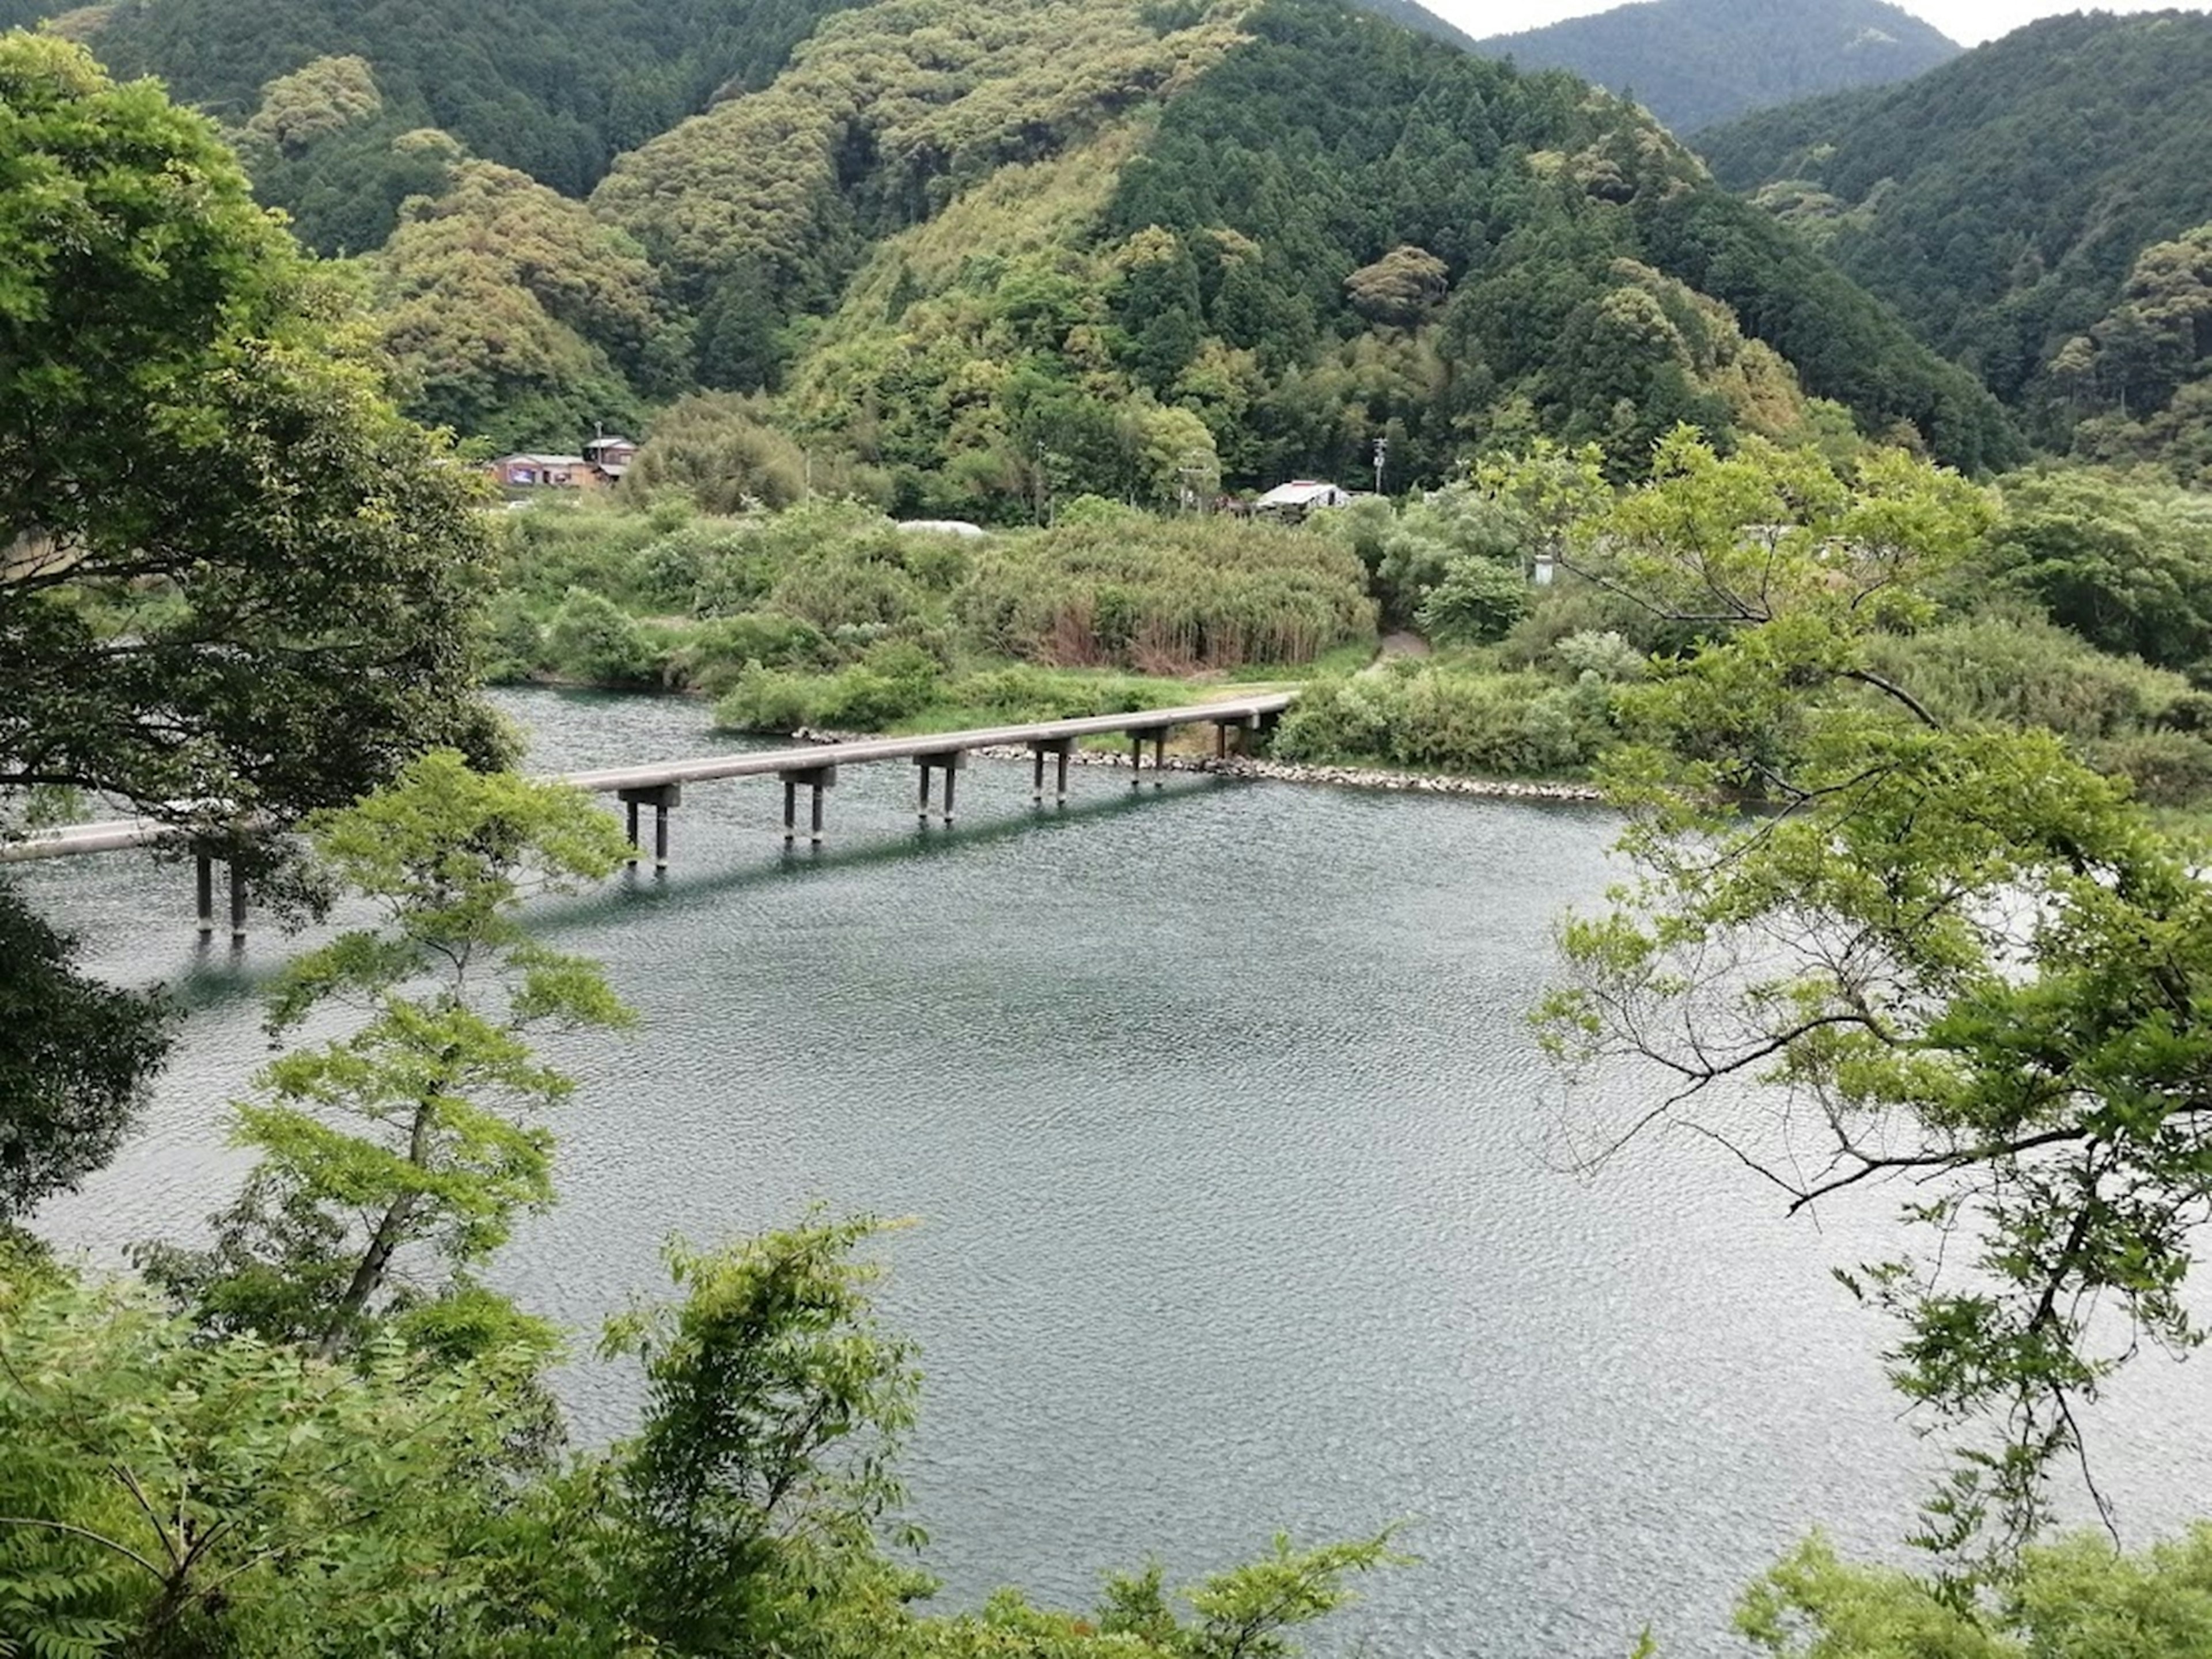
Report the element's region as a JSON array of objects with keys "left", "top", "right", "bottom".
[
  {"left": 192, "top": 842, "right": 248, "bottom": 943},
  {"left": 1130, "top": 726, "right": 1169, "bottom": 790},
  {"left": 1212, "top": 712, "right": 1270, "bottom": 759},
  {"left": 618, "top": 783, "right": 680, "bottom": 869},
  {"left": 914, "top": 751, "right": 969, "bottom": 824},
  {"left": 778, "top": 764, "right": 836, "bottom": 845},
  {"left": 1028, "top": 736, "right": 1075, "bottom": 804}
]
